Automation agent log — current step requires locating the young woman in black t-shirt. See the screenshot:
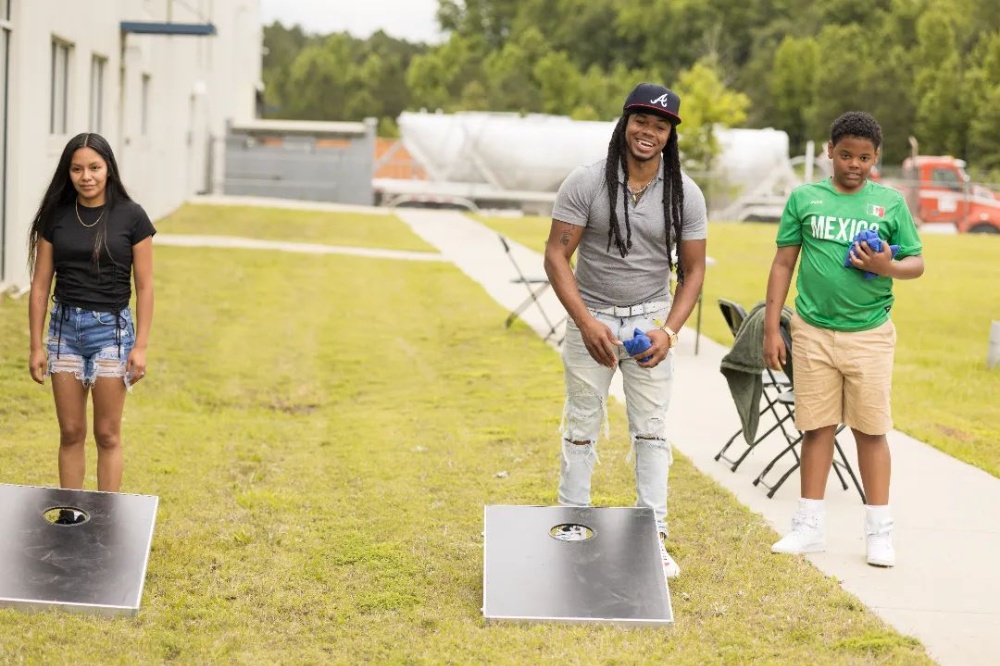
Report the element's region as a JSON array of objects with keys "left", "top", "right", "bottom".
[{"left": 27, "top": 132, "right": 155, "bottom": 497}]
